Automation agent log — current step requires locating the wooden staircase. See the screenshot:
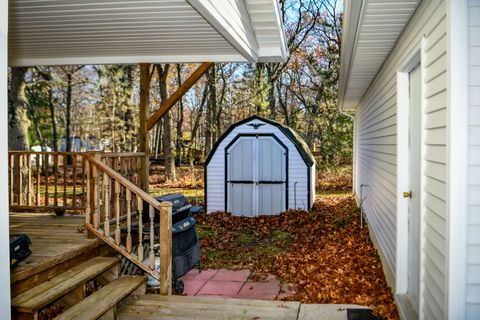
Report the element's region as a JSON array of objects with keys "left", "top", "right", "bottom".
[{"left": 11, "top": 257, "right": 146, "bottom": 320}]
